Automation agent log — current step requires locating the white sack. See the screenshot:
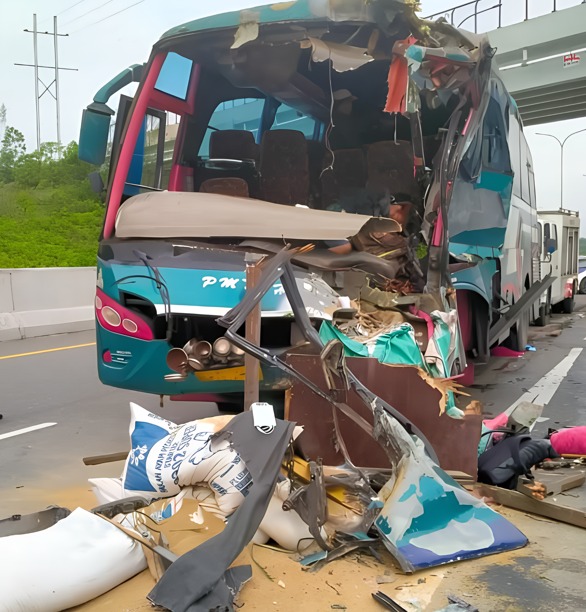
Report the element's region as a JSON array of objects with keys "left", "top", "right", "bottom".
[
  {"left": 253, "top": 480, "right": 325, "bottom": 551},
  {"left": 121, "top": 402, "right": 252, "bottom": 515},
  {"left": 0, "top": 507, "right": 147, "bottom": 612}
]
